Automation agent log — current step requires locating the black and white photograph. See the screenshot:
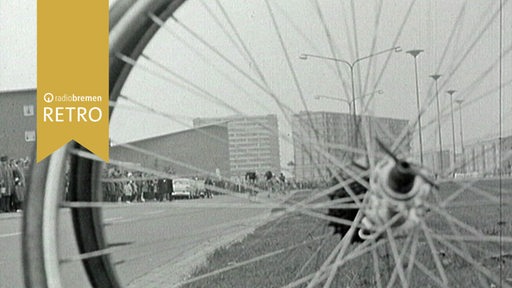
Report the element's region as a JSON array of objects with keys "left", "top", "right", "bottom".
[{"left": 1, "top": 0, "right": 511, "bottom": 287}]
